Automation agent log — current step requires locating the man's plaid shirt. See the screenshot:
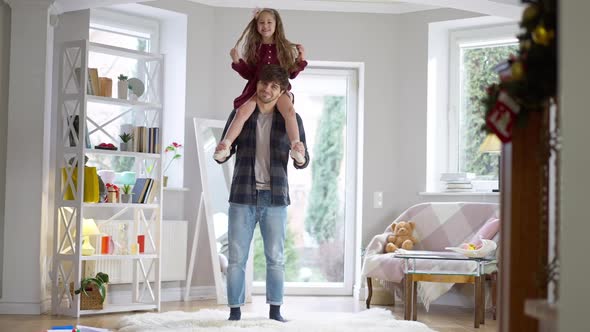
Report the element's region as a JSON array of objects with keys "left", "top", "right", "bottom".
[{"left": 217, "top": 107, "right": 309, "bottom": 206}]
